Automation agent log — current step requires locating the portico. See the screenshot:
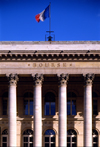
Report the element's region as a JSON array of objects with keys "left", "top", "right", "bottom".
[{"left": 0, "top": 41, "right": 100, "bottom": 147}]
